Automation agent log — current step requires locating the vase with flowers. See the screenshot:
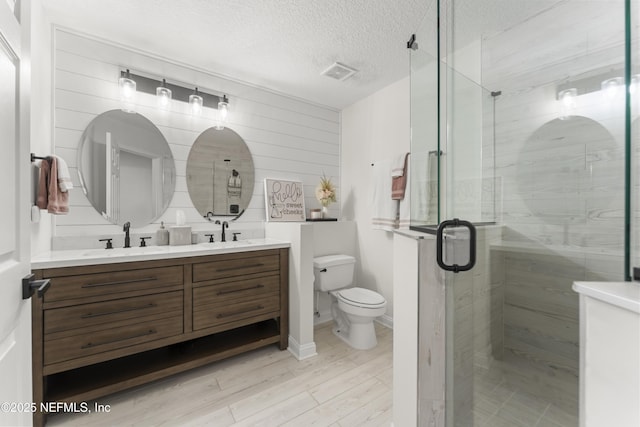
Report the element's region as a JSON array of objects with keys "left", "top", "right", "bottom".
[{"left": 315, "top": 174, "right": 336, "bottom": 218}]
